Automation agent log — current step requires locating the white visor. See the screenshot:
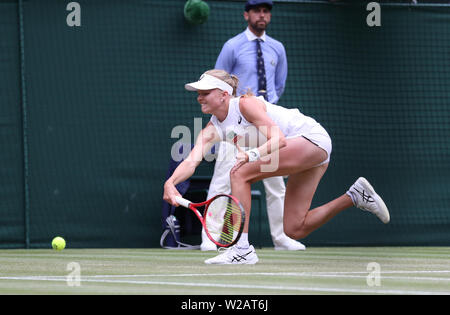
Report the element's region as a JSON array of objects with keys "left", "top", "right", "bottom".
[{"left": 185, "top": 73, "right": 233, "bottom": 95}]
